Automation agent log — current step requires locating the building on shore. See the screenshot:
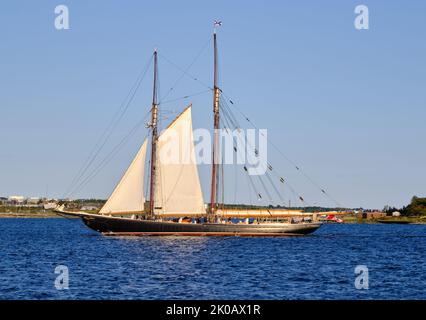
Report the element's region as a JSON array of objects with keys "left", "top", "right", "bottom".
[
  {"left": 81, "top": 205, "right": 100, "bottom": 211},
  {"left": 8, "top": 195, "right": 25, "bottom": 204},
  {"left": 43, "top": 202, "right": 57, "bottom": 210},
  {"left": 357, "top": 211, "right": 387, "bottom": 220},
  {"left": 27, "top": 197, "right": 41, "bottom": 205},
  {"left": 1, "top": 196, "right": 60, "bottom": 208}
]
